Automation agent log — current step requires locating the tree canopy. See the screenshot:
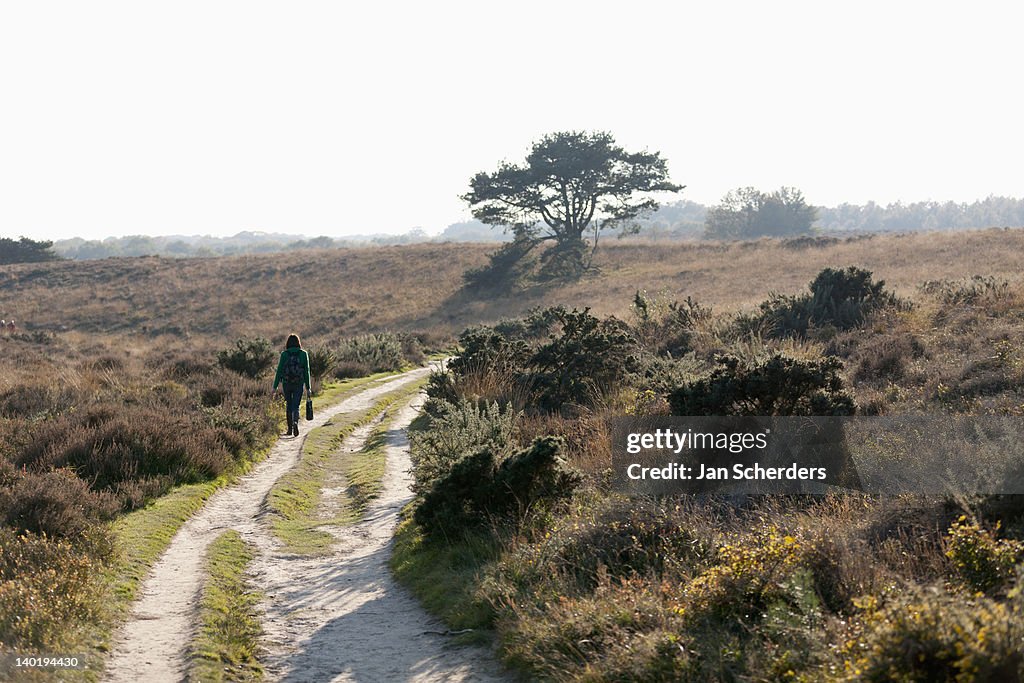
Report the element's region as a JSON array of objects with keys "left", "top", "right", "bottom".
[
  {"left": 0, "top": 237, "right": 61, "bottom": 265},
  {"left": 704, "top": 187, "right": 817, "bottom": 239},
  {"left": 462, "top": 131, "right": 682, "bottom": 271}
]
